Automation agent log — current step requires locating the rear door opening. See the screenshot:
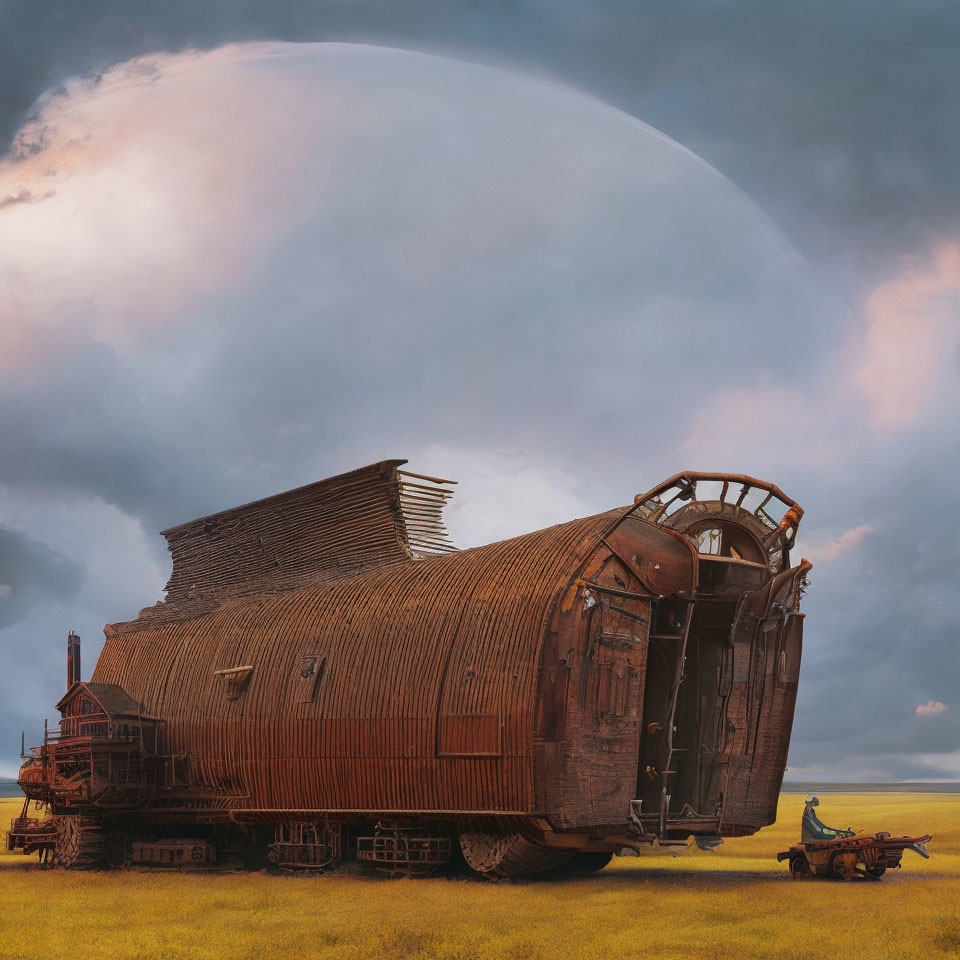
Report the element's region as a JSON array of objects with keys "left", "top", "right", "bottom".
[{"left": 629, "top": 473, "right": 808, "bottom": 841}]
